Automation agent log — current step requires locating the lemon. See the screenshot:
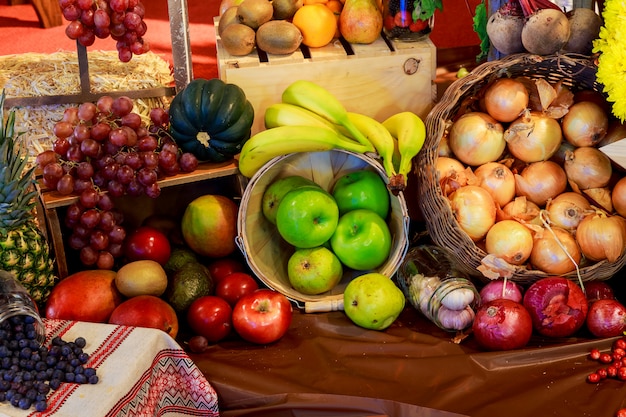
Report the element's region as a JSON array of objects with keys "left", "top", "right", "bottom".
[{"left": 115, "top": 260, "right": 169, "bottom": 298}]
